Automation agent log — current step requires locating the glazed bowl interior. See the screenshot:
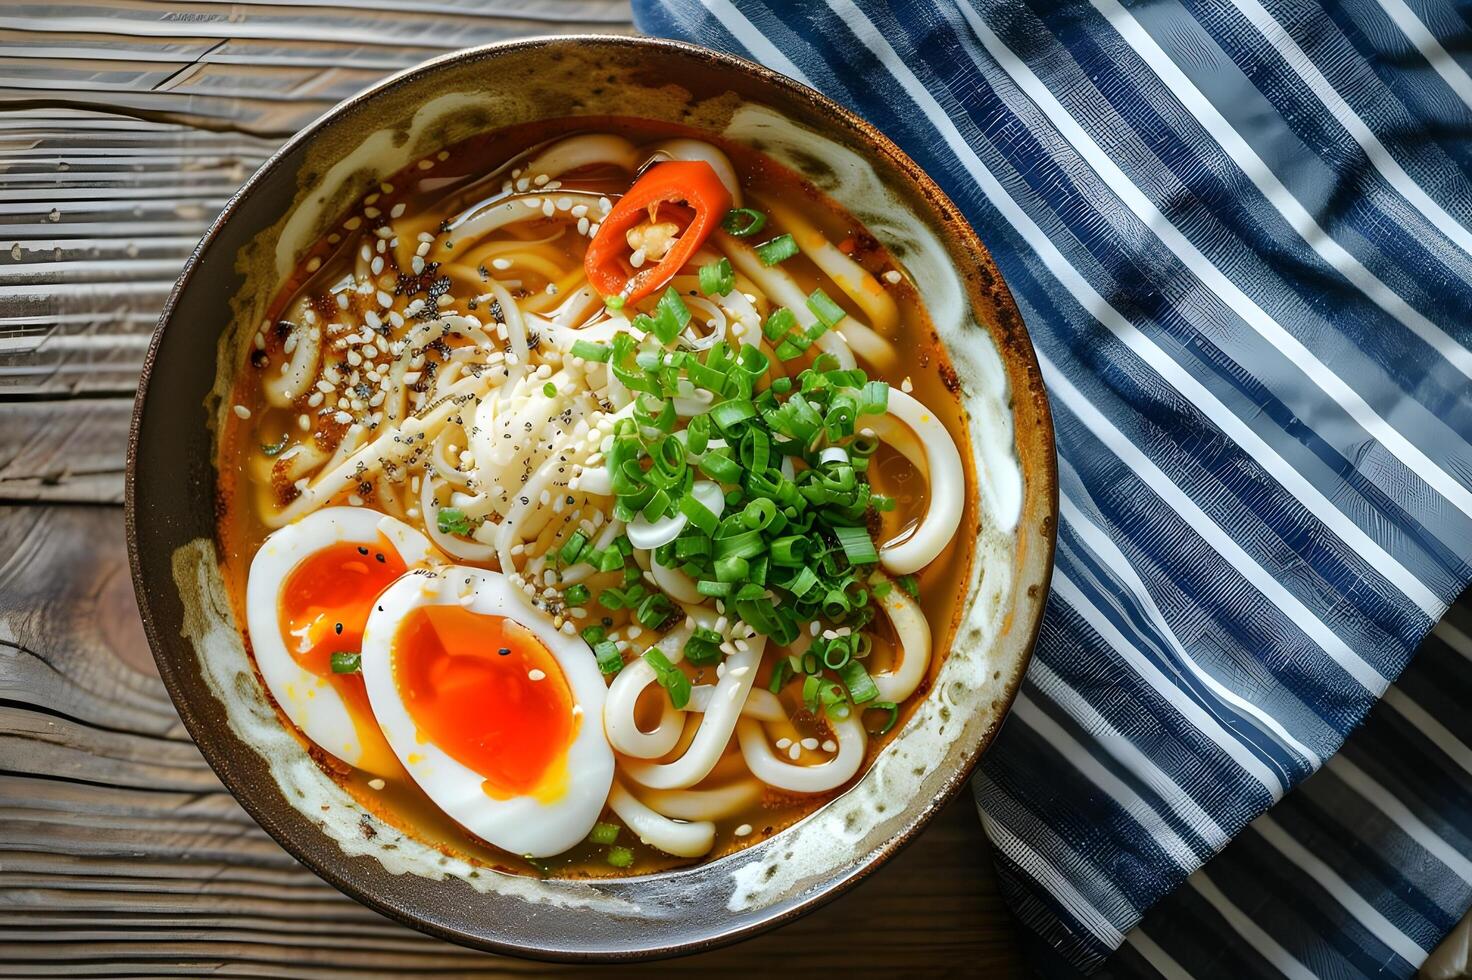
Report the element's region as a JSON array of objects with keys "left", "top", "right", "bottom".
[{"left": 127, "top": 35, "right": 1056, "bottom": 960}]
